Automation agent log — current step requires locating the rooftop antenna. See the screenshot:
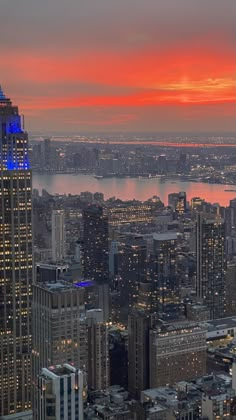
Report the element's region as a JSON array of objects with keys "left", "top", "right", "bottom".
[{"left": 0, "top": 85, "right": 7, "bottom": 100}]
